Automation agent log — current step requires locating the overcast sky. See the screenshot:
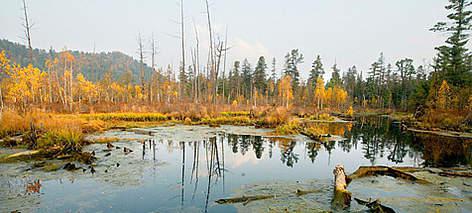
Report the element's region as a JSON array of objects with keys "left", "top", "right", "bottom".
[{"left": 0, "top": 0, "right": 455, "bottom": 80}]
